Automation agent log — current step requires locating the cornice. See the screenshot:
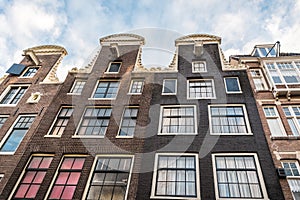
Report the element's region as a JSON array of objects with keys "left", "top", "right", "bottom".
[
  {"left": 23, "top": 45, "right": 67, "bottom": 55},
  {"left": 100, "top": 33, "right": 145, "bottom": 46},
  {"left": 175, "top": 34, "right": 221, "bottom": 46}
]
